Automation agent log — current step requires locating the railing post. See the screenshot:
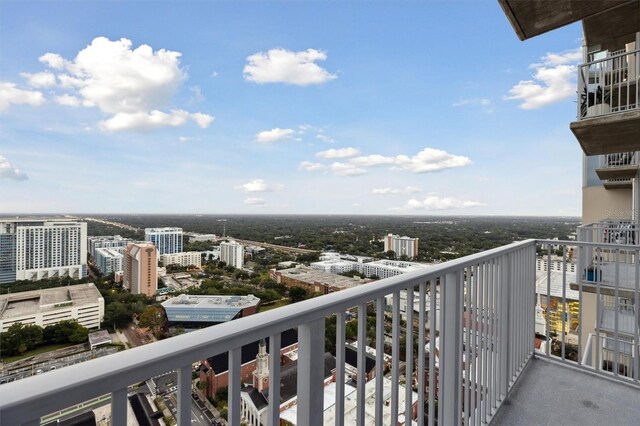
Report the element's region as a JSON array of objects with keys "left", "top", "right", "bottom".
[
  {"left": 440, "top": 271, "right": 462, "bottom": 425},
  {"left": 177, "top": 365, "right": 192, "bottom": 426},
  {"left": 499, "top": 254, "right": 511, "bottom": 399},
  {"left": 228, "top": 347, "right": 241, "bottom": 426},
  {"left": 297, "top": 318, "right": 325, "bottom": 426},
  {"left": 111, "top": 387, "right": 128, "bottom": 426}
]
